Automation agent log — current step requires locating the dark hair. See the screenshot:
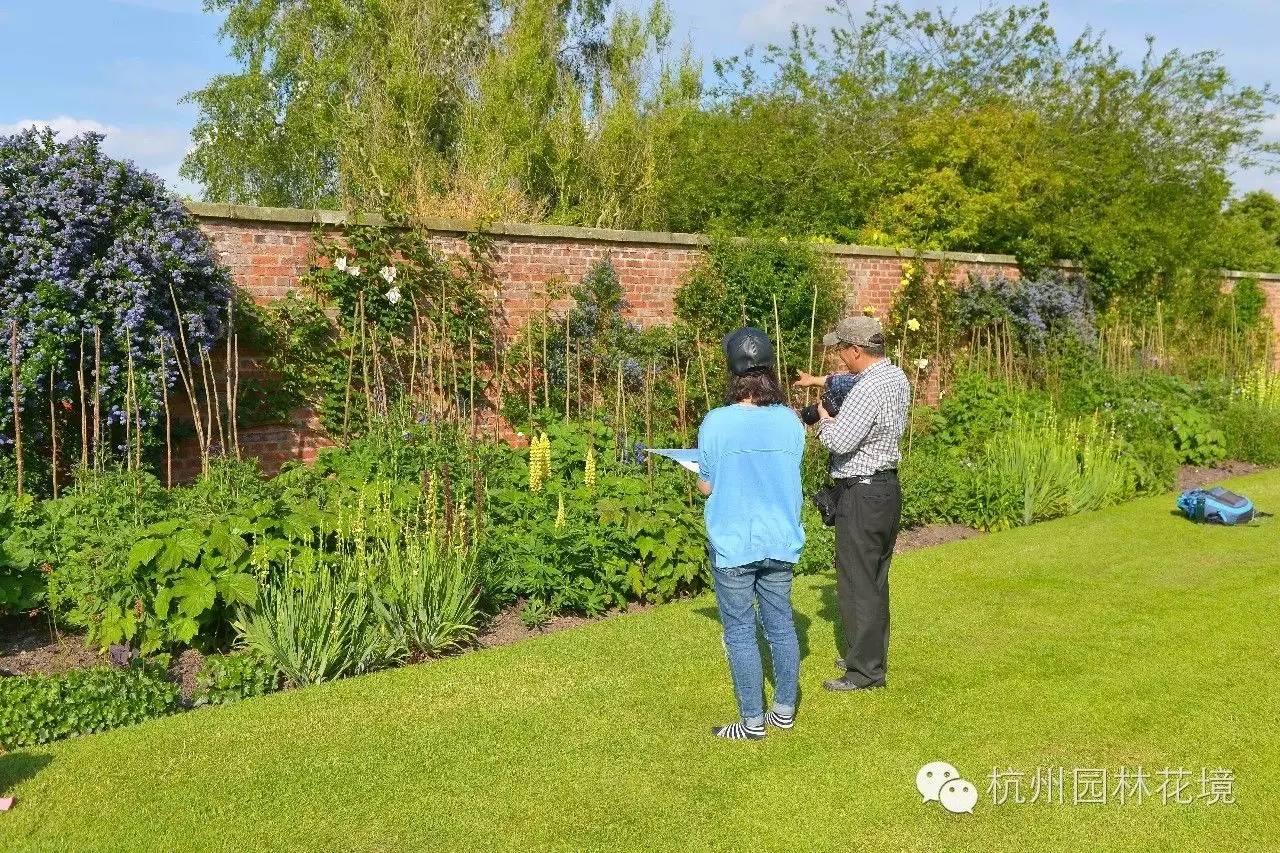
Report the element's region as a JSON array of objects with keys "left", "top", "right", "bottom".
[{"left": 725, "top": 368, "right": 785, "bottom": 406}]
